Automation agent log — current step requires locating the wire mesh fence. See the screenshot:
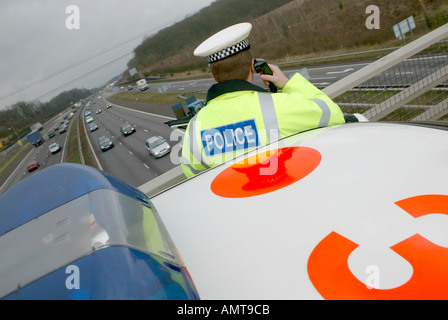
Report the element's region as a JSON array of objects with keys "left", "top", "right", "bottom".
[{"left": 333, "top": 39, "right": 448, "bottom": 122}]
